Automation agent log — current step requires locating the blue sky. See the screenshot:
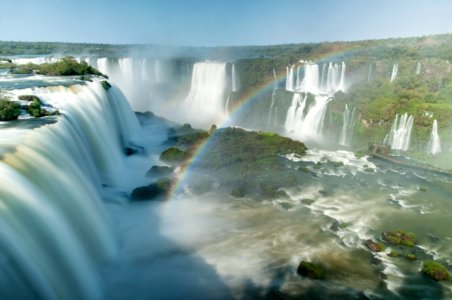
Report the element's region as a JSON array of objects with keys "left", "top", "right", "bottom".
[{"left": 1, "top": 0, "right": 452, "bottom": 46}]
